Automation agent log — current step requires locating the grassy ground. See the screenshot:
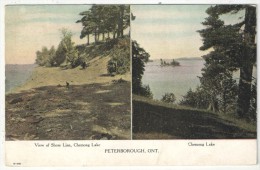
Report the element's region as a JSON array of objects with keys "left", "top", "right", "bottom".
[
  {"left": 6, "top": 56, "right": 131, "bottom": 140},
  {"left": 11, "top": 56, "right": 130, "bottom": 92},
  {"left": 132, "top": 95, "right": 256, "bottom": 139}
]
